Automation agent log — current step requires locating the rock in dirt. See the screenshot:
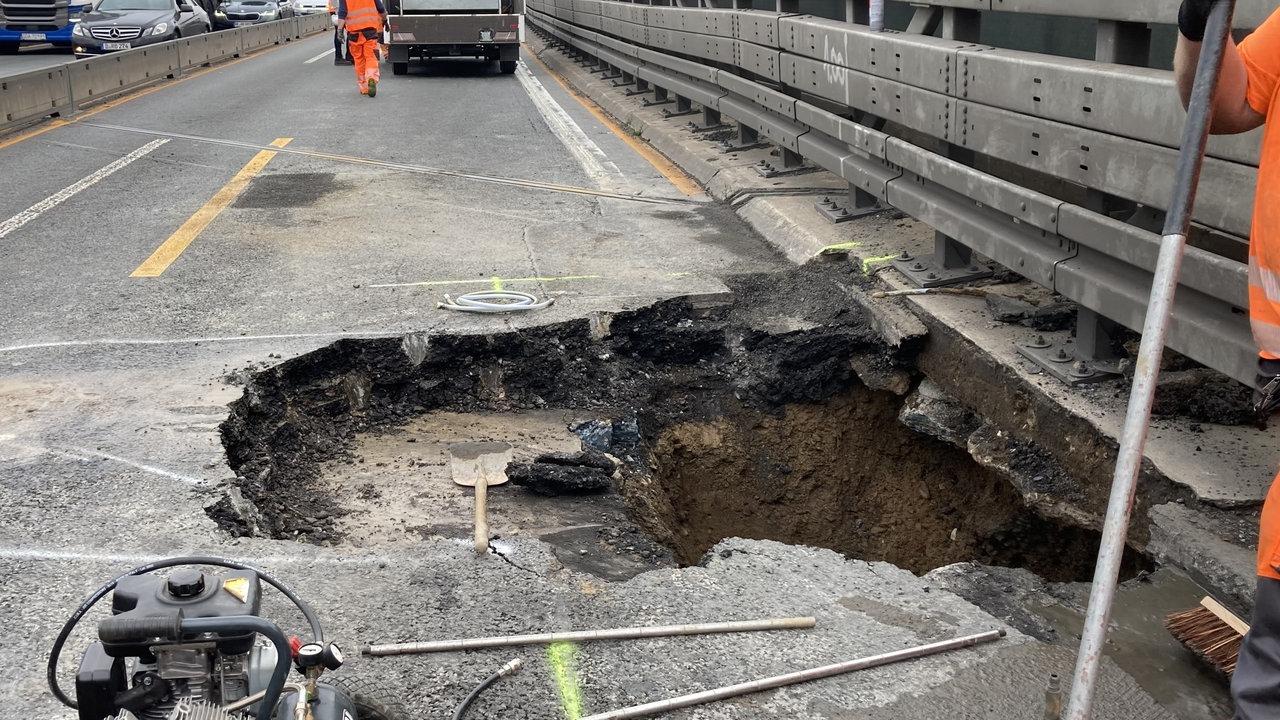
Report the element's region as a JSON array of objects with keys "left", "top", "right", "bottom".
[{"left": 507, "top": 448, "right": 618, "bottom": 496}]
